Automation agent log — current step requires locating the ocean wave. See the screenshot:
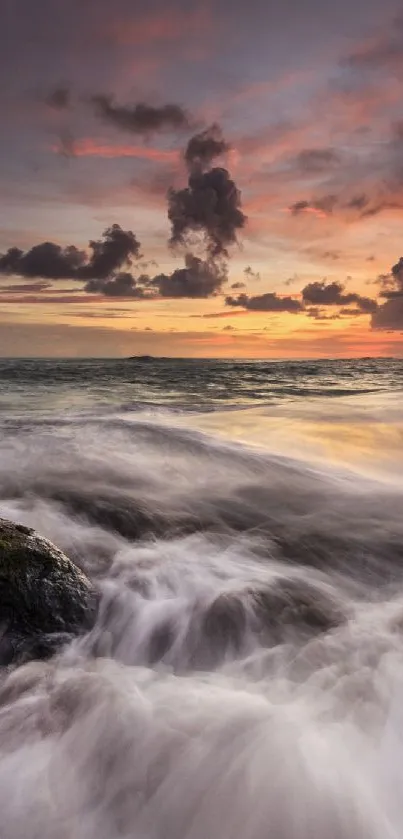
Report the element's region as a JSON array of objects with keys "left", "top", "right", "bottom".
[
  {"left": 0, "top": 387, "right": 403, "bottom": 835},
  {"left": 1, "top": 357, "right": 401, "bottom": 416}
]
